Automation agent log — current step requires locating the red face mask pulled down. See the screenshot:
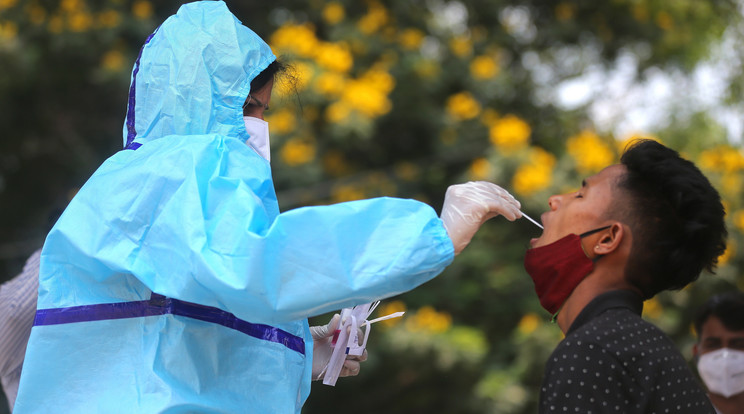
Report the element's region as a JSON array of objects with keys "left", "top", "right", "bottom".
[{"left": 523, "top": 226, "right": 610, "bottom": 317}]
